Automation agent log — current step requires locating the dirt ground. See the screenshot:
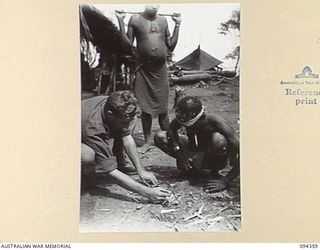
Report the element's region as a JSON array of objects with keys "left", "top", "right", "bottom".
[{"left": 80, "top": 78, "right": 240, "bottom": 232}]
